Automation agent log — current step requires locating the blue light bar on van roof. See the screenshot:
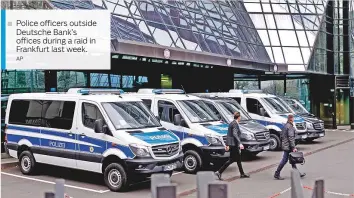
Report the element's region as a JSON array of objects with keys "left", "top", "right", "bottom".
[
  {"left": 76, "top": 88, "right": 124, "bottom": 95},
  {"left": 152, "top": 89, "right": 185, "bottom": 94}
]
